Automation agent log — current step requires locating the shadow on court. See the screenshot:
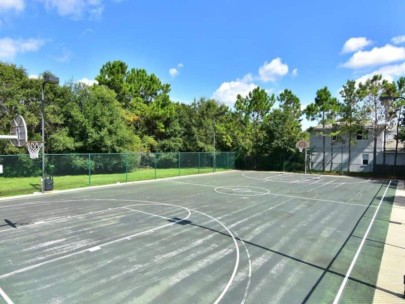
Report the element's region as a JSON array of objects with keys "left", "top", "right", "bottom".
[
  {"left": 29, "top": 183, "right": 41, "bottom": 191},
  {"left": 2, "top": 219, "right": 17, "bottom": 228},
  {"left": 1, "top": 219, "right": 31, "bottom": 228},
  {"left": 167, "top": 184, "right": 404, "bottom": 303}
]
